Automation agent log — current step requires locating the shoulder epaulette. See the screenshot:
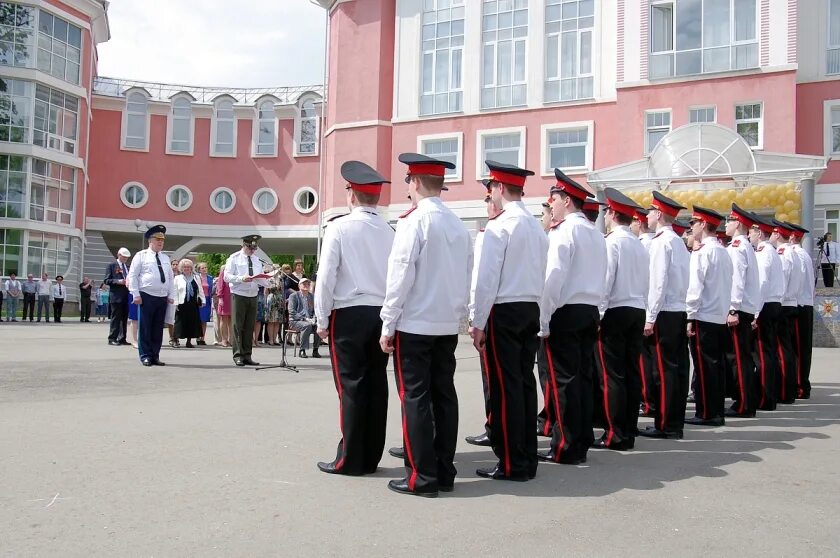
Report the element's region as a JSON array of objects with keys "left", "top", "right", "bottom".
[
  {"left": 732, "top": 239, "right": 741, "bottom": 247},
  {"left": 653, "top": 231, "right": 664, "bottom": 239},
  {"left": 777, "top": 247, "right": 785, "bottom": 255},
  {"left": 327, "top": 213, "right": 347, "bottom": 223},
  {"left": 488, "top": 210, "right": 505, "bottom": 221},
  {"left": 479, "top": 228, "right": 485, "bottom": 233},
  {"left": 398, "top": 207, "right": 417, "bottom": 219}
]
